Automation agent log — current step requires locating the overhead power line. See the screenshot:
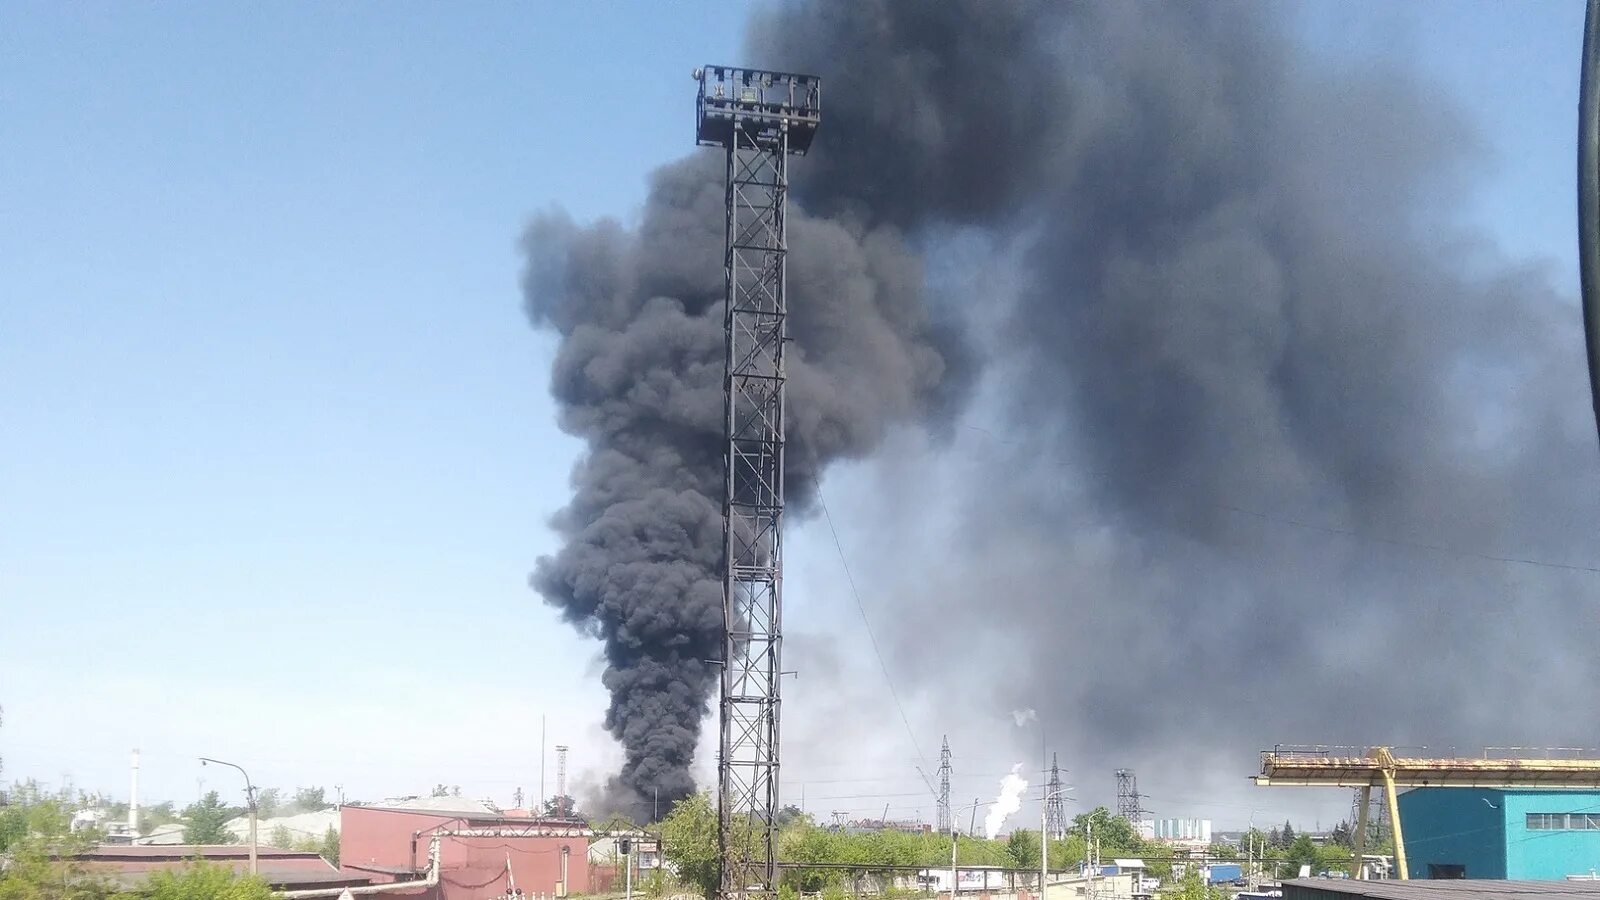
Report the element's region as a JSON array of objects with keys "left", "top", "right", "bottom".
[{"left": 811, "top": 476, "right": 934, "bottom": 796}]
